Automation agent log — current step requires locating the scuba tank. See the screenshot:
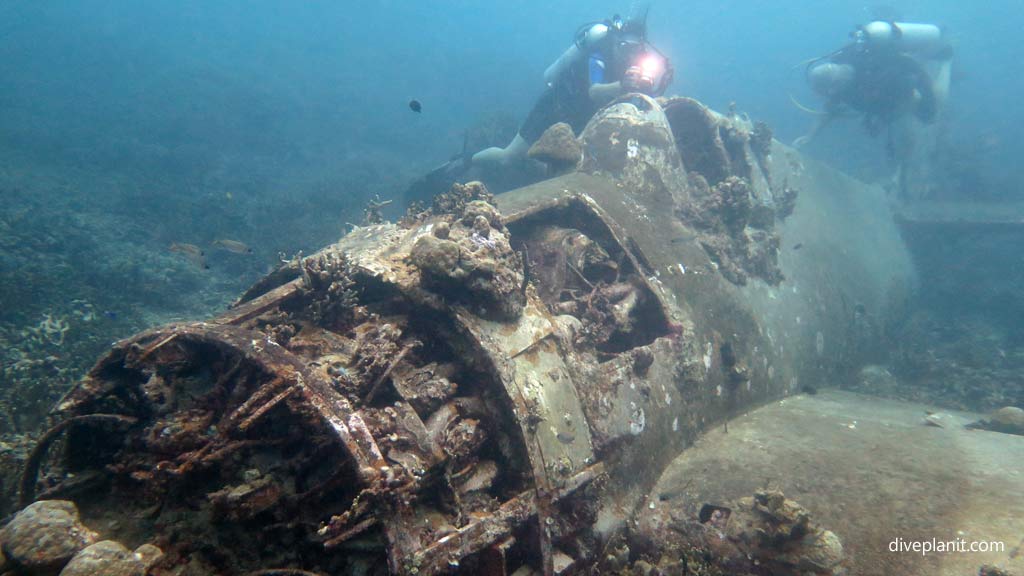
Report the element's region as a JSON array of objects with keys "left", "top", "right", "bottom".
[
  {"left": 543, "top": 22, "right": 611, "bottom": 87},
  {"left": 854, "top": 21, "right": 948, "bottom": 58}
]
